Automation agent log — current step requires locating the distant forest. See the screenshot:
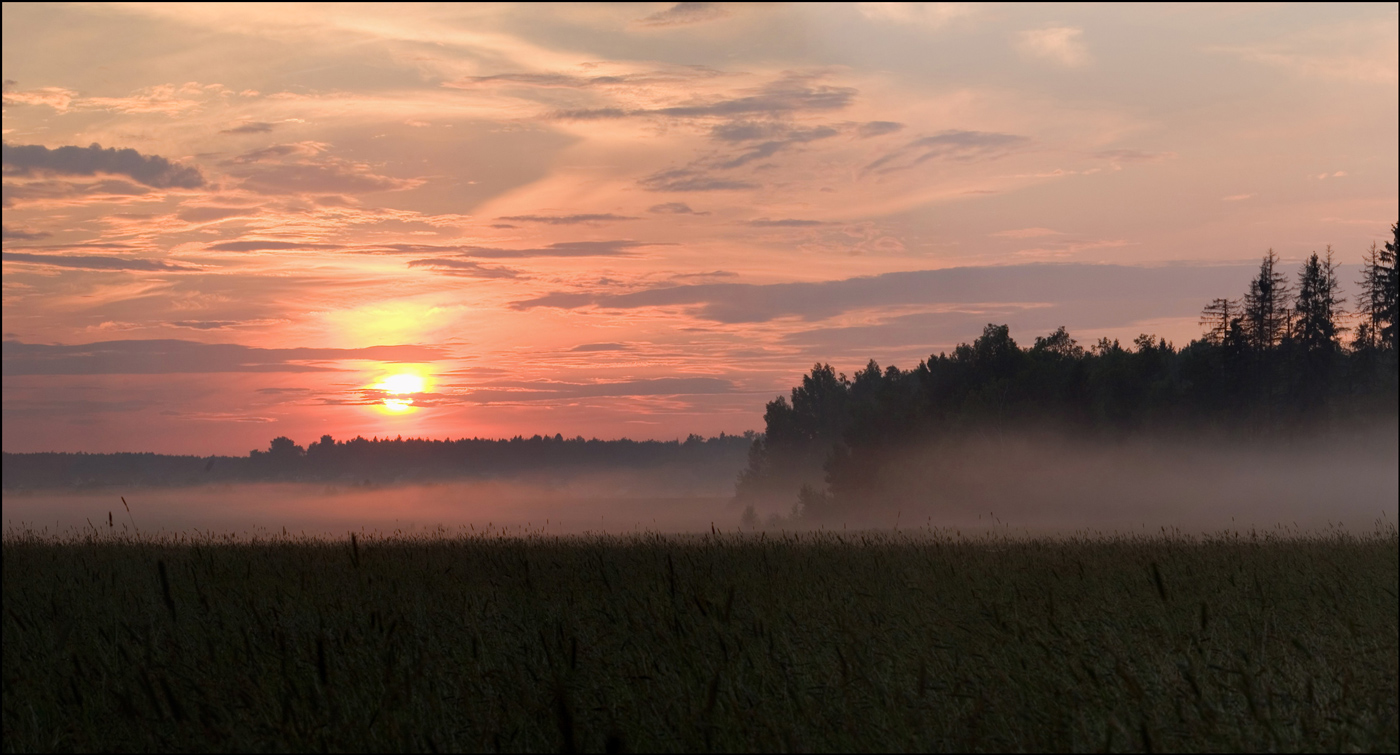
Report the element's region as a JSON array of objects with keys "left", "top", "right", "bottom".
[
  {"left": 1, "top": 433, "right": 754, "bottom": 491},
  {"left": 737, "top": 224, "right": 1399, "bottom": 516}
]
